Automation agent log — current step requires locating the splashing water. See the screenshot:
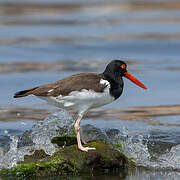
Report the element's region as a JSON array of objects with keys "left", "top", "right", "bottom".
[
  {"left": 25, "top": 110, "right": 74, "bottom": 155},
  {"left": 106, "top": 128, "right": 152, "bottom": 167},
  {"left": 157, "top": 144, "right": 180, "bottom": 170},
  {"left": 121, "top": 134, "right": 151, "bottom": 166},
  {"left": 0, "top": 109, "right": 74, "bottom": 169},
  {"left": 107, "top": 128, "right": 180, "bottom": 171},
  {"left": 0, "top": 136, "right": 24, "bottom": 169},
  {"left": 1, "top": 110, "right": 180, "bottom": 171}
]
